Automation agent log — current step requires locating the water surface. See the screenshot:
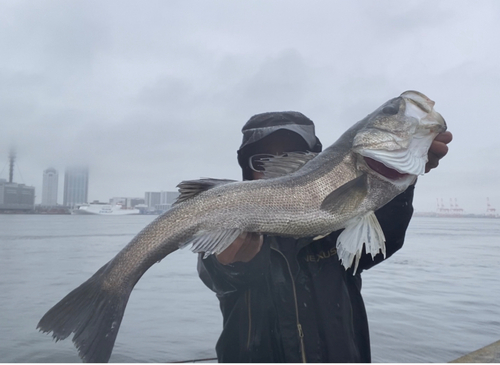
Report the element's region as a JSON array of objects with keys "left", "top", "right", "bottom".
[{"left": 0, "top": 215, "right": 498, "bottom": 362}]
